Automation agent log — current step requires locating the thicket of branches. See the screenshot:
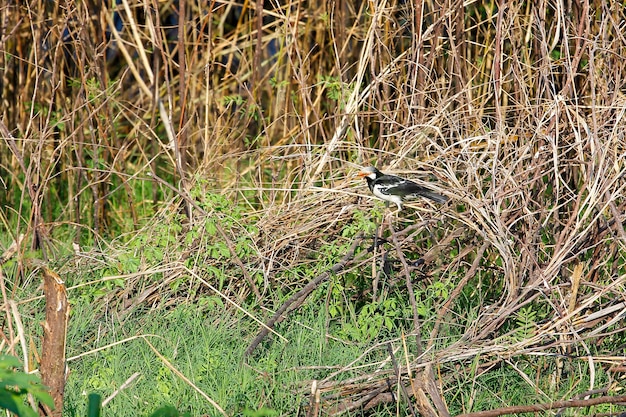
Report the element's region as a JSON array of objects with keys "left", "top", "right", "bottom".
[
  {"left": 1, "top": 0, "right": 626, "bottom": 415},
  {"left": 1, "top": 0, "right": 622, "bottom": 241}
]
